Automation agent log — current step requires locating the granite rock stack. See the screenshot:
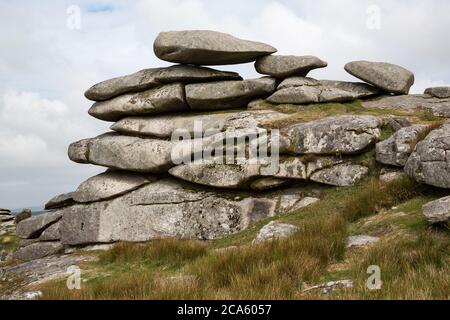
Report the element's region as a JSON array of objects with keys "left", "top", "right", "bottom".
[{"left": 11, "top": 30, "right": 450, "bottom": 262}]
